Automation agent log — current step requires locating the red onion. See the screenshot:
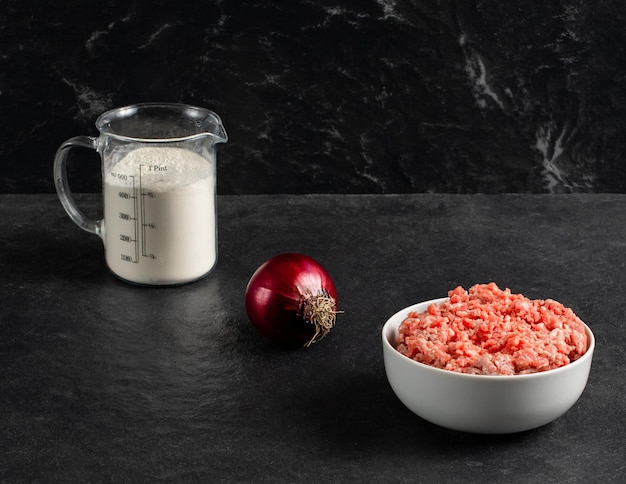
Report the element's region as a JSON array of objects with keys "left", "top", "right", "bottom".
[{"left": 244, "top": 253, "right": 340, "bottom": 346}]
